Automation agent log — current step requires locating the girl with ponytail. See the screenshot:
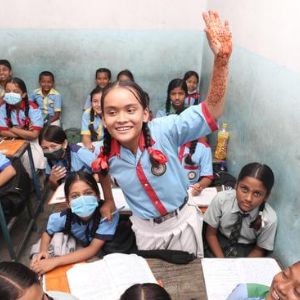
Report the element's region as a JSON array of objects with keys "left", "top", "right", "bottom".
[
  {"left": 92, "top": 11, "right": 232, "bottom": 257},
  {"left": 31, "top": 171, "right": 119, "bottom": 275},
  {"left": 0, "top": 77, "right": 45, "bottom": 173},
  {"left": 204, "top": 162, "right": 277, "bottom": 258},
  {"left": 81, "top": 86, "right": 104, "bottom": 154}
]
